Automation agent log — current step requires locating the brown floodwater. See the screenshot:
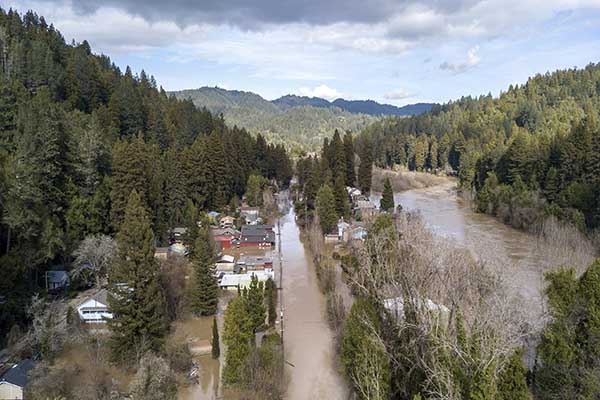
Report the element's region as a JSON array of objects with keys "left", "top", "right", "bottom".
[
  {"left": 276, "top": 202, "right": 350, "bottom": 400},
  {"left": 372, "top": 179, "right": 596, "bottom": 318}
]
